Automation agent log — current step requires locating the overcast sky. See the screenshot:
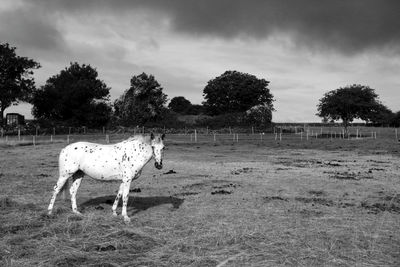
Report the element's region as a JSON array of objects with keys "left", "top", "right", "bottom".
[{"left": 2, "top": 0, "right": 399, "bottom": 122}]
